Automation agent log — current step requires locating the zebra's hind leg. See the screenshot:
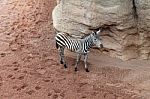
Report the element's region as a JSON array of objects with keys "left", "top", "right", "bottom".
[
  {"left": 59, "top": 47, "right": 67, "bottom": 68},
  {"left": 84, "top": 53, "right": 89, "bottom": 72},
  {"left": 59, "top": 47, "right": 63, "bottom": 64},
  {"left": 75, "top": 53, "right": 81, "bottom": 71}
]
